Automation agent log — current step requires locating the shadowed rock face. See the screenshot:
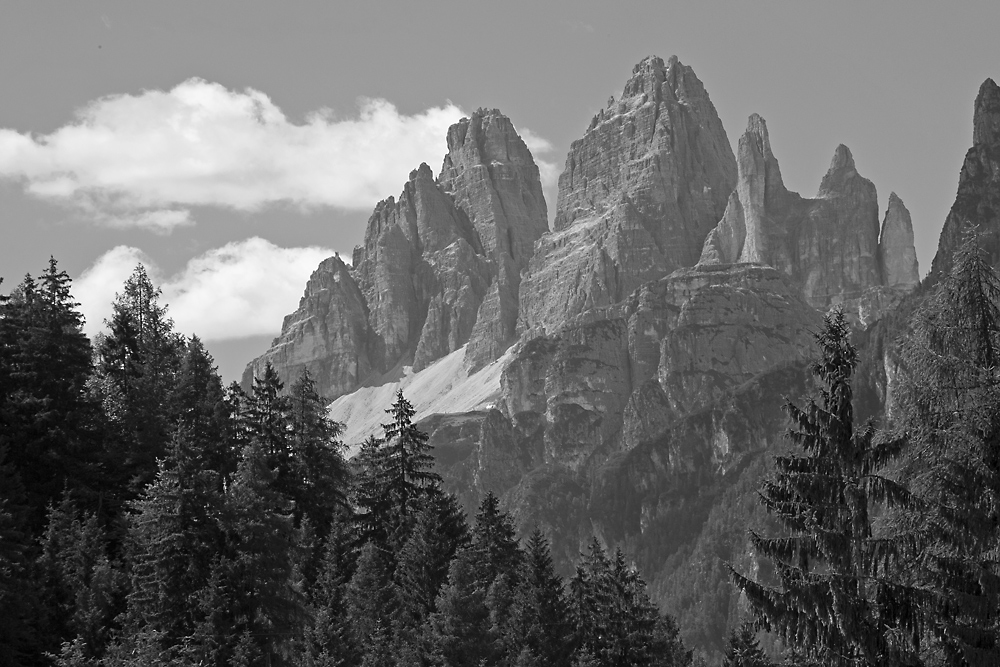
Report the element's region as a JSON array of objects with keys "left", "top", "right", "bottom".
[
  {"left": 698, "top": 114, "right": 918, "bottom": 316},
  {"left": 518, "top": 56, "right": 737, "bottom": 336},
  {"left": 931, "top": 78, "right": 1000, "bottom": 279},
  {"left": 241, "top": 255, "right": 374, "bottom": 399},
  {"left": 244, "top": 109, "right": 547, "bottom": 399}
]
